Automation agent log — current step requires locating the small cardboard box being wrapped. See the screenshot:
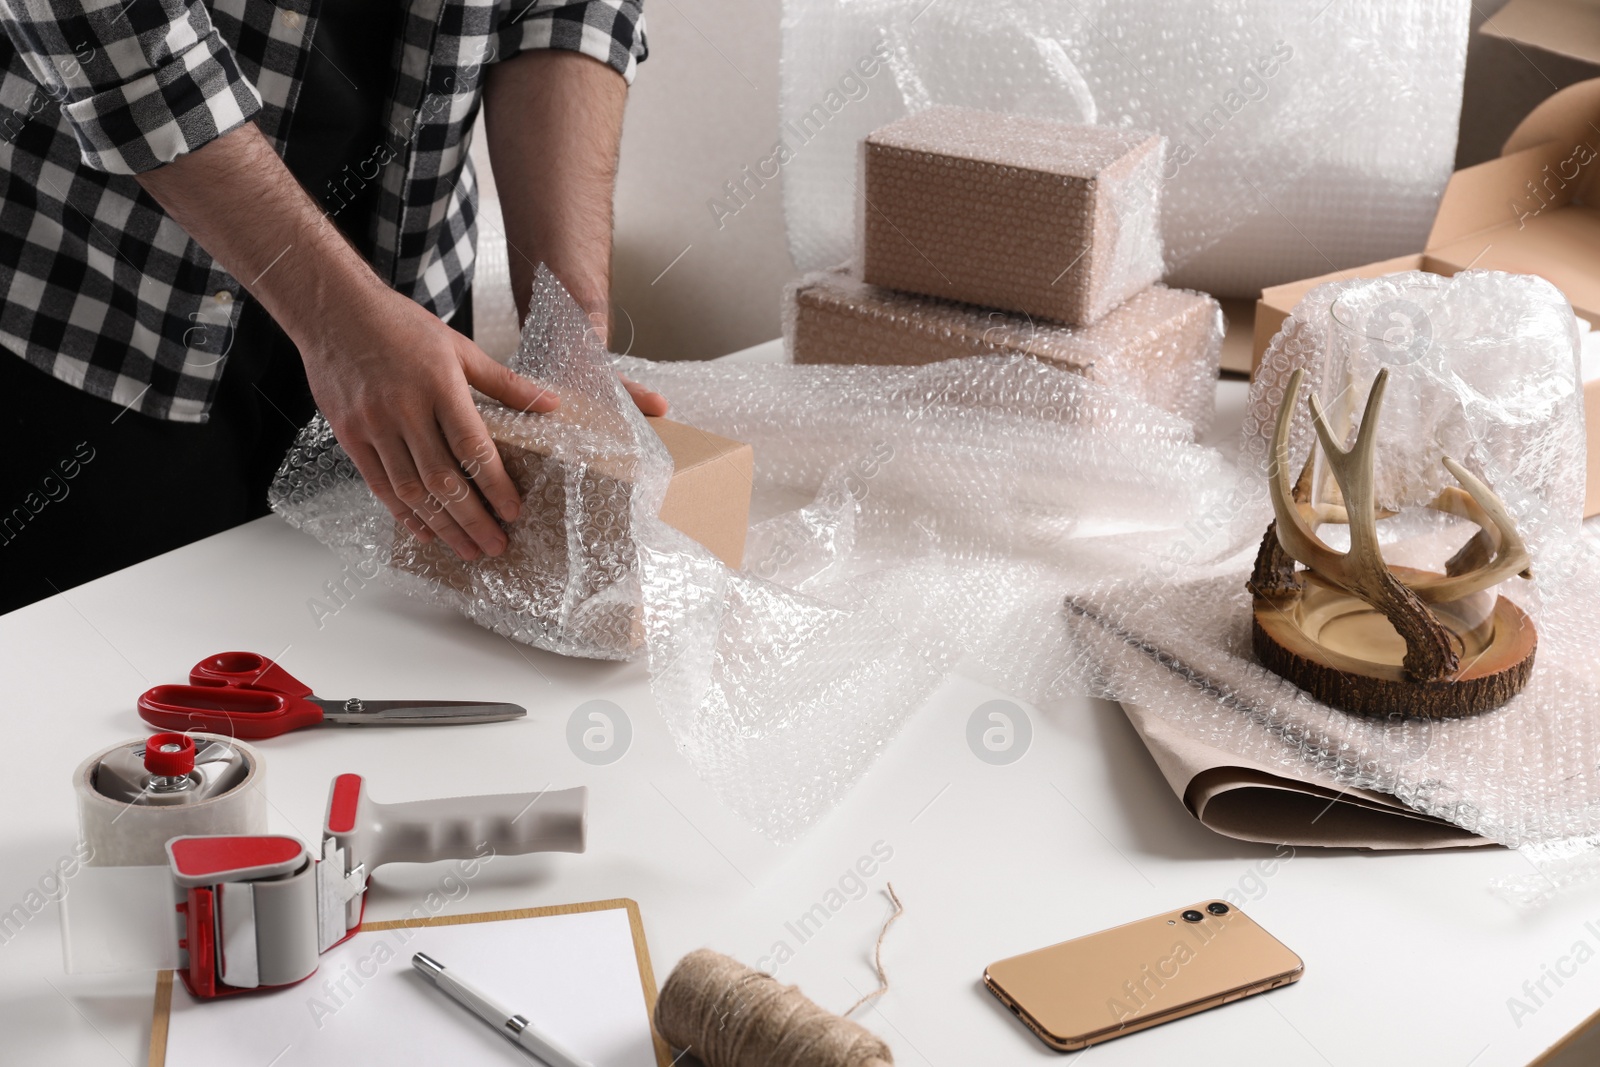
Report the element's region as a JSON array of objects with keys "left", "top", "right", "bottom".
[
  {"left": 861, "top": 106, "right": 1165, "bottom": 326},
  {"left": 393, "top": 412, "right": 752, "bottom": 656},
  {"left": 1251, "top": 78, "right": 1600, "bottom": 516}
]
